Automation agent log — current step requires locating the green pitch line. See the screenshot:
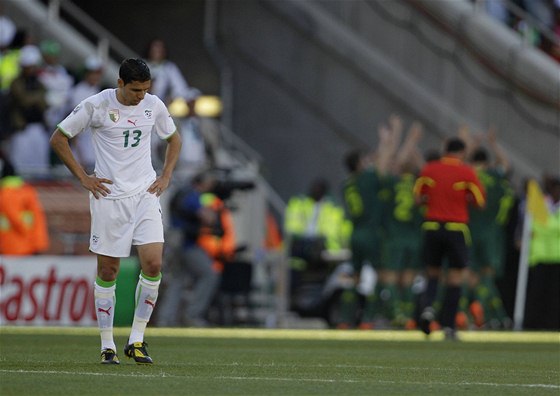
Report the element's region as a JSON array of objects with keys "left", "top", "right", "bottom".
[{"left": 1, "top": 326, "right": 558, "bottom": 343}]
